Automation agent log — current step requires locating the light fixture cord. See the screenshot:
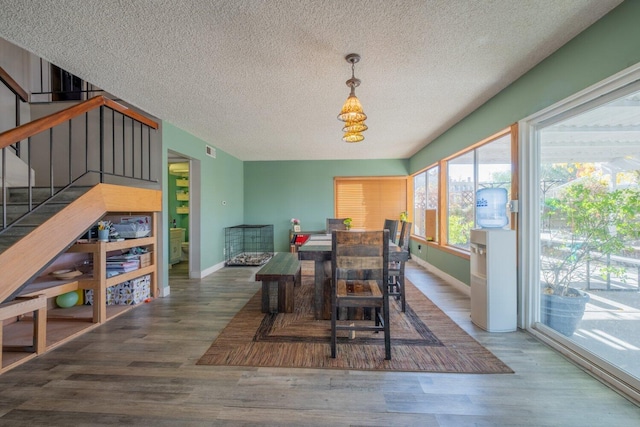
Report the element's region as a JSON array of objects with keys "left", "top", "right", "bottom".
[{"left": 347, "top": 59, "right": 358, "bottom": 94}]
